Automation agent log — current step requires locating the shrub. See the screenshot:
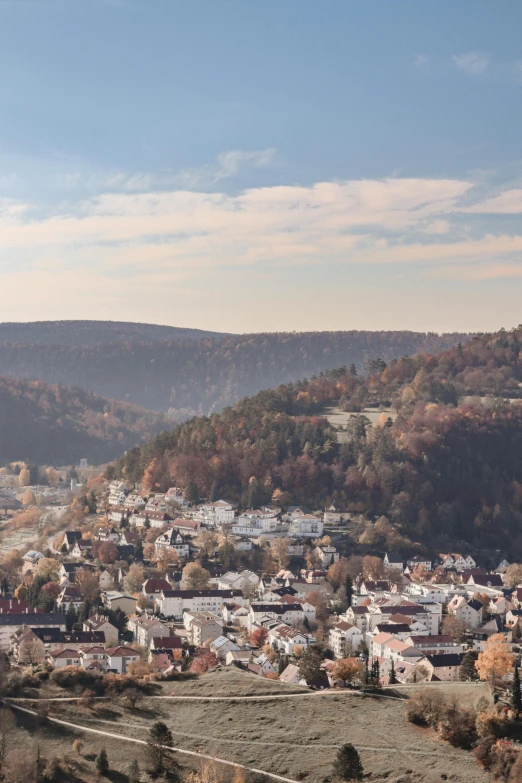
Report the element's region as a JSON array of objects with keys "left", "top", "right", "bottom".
[
  {"left": 476, "top": 706, "right": 512, "bottom": 740},
  {"left": 437, "top": 701, "right": 477, "bottom": 749},
  {"left": 489, "top": 740, "right": 517, "bottom": 782},
  {"left": 50, "top": 666, "right": 103, "bottom": 693},
  {"left": 72, "top": 739, "right": 84, "bottom": 755},
  {"left": 405, "top": 691, "right": 447, "bottom": 727}
]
